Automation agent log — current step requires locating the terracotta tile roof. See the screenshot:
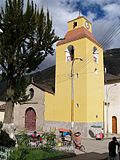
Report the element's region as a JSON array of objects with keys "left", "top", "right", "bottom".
[{"left": 57, "top": 27, "right": 102, "bottom": 48}]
